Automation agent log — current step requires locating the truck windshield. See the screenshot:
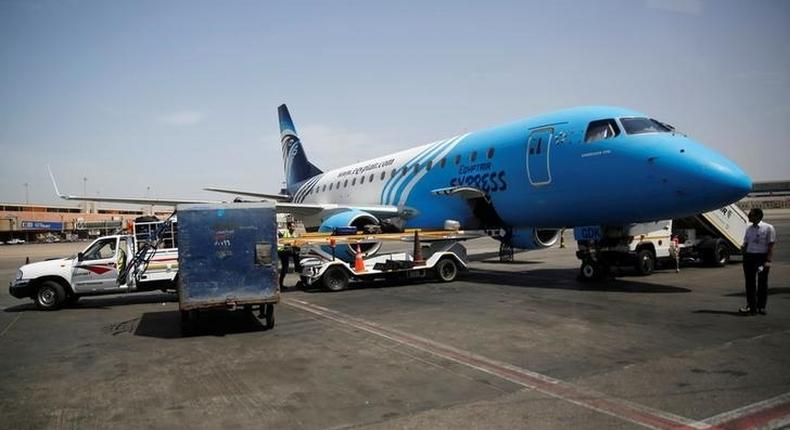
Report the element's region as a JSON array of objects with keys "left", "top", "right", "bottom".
[{"left": 620, "top": 117, "right": 674, "bottom": 135}]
